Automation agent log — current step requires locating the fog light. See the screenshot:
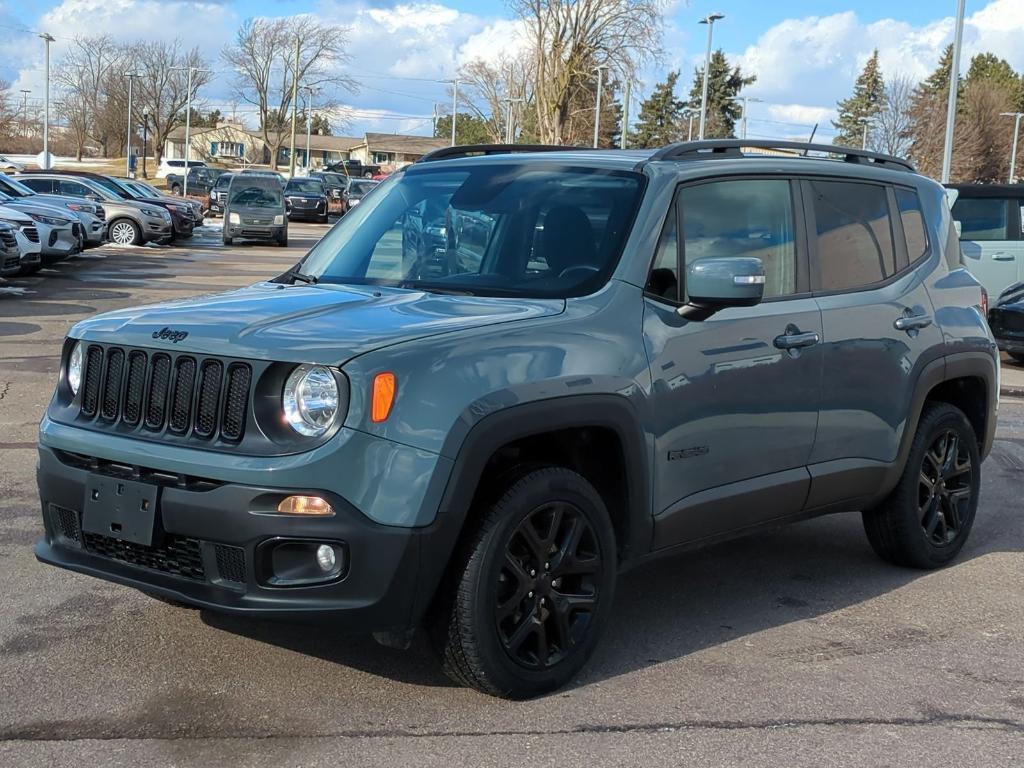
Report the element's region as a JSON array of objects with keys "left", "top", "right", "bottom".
[
  {"left": 316, "top": 544, "right": 336, "bottom": 572},
  {"left": 277, "top": 495, "right": 334, "bottom": 516}
]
